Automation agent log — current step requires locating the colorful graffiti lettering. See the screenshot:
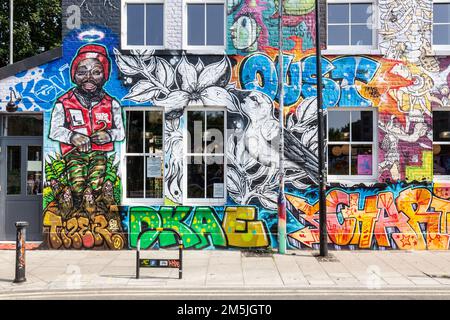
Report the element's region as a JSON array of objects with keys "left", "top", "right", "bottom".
[
  {"left": 238, "top": 53, "right": 380, "bottom": 107},
  {"left": 43, "top": 207, "right": 125, "bottom": 249},
  {"left": 0, "top": 64, "right": 71, "bottom": 112},
  {"left": 286, "top": 185, "right": 450, "bottom": 250},
  {"left": 128, "top": 206, "right": 270, "bottom": 249}
]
